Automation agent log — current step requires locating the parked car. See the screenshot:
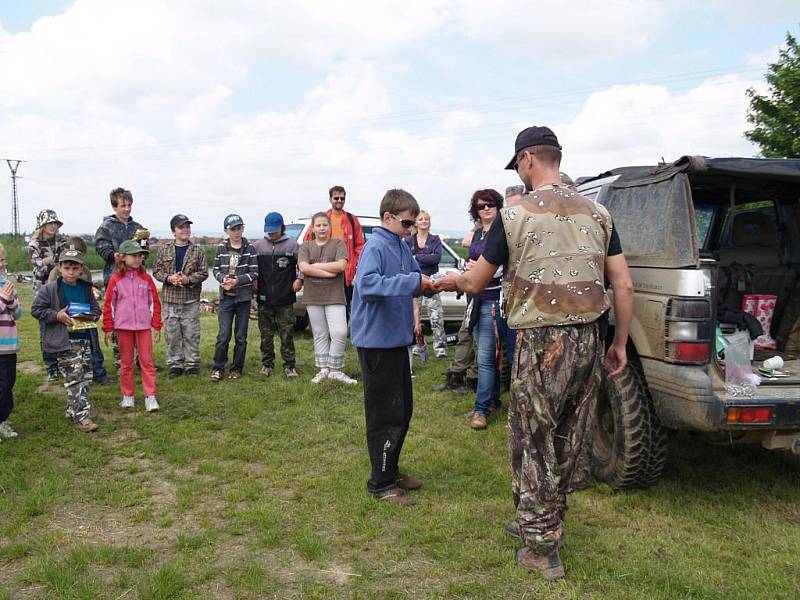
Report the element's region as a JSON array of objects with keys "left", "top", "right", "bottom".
[
  {"left": 285, "top": 216, "right": 467, "bottom": 329},
  {"left": 577, "top": 155, "right": 800, "bottom": 489}
]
